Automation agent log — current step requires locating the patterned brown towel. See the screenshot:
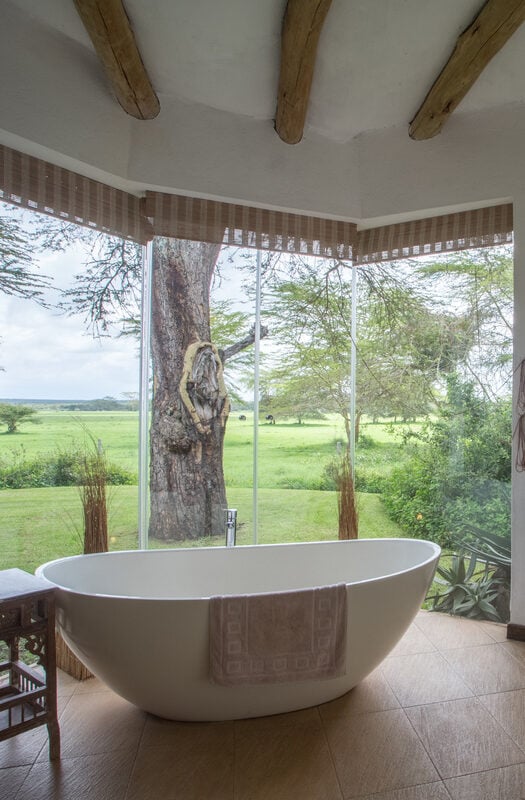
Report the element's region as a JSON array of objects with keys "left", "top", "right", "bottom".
[{"left": 209, "top": 583, "right": 347, "bottom": 686}]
